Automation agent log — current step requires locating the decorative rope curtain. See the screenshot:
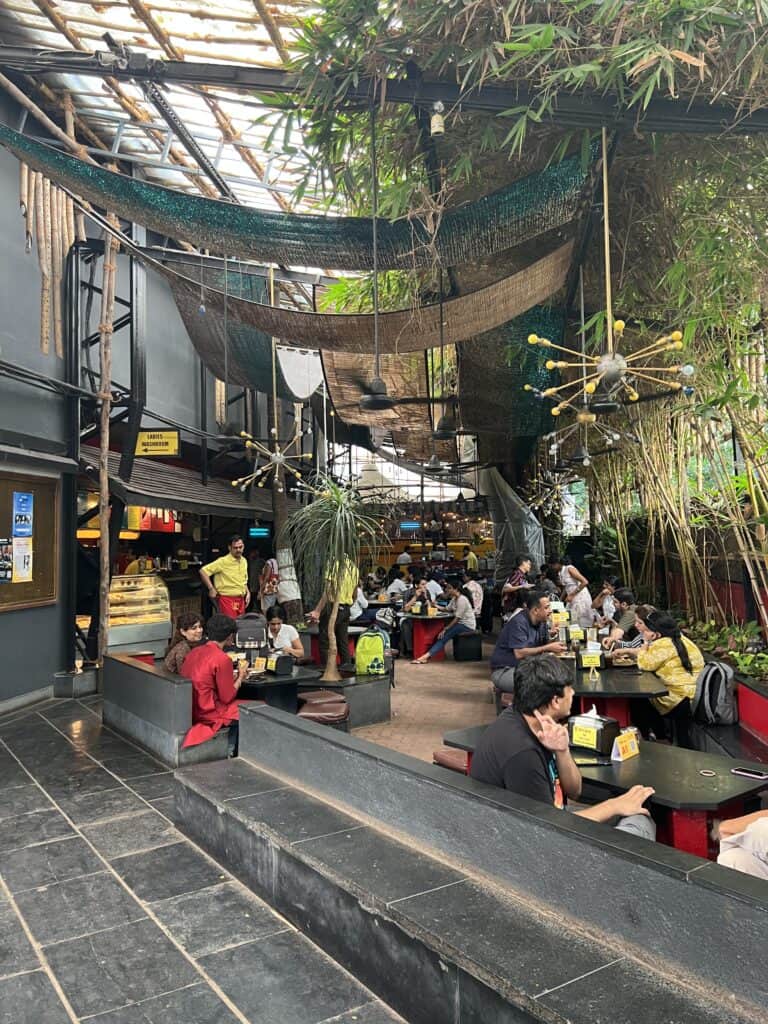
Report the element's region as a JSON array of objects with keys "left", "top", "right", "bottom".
[
  {"left": 0, "top": 124, "right": 592, "bottom": 272},
  {"left": 162, "top": 242, "right": 573, "bottom": 356}
]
